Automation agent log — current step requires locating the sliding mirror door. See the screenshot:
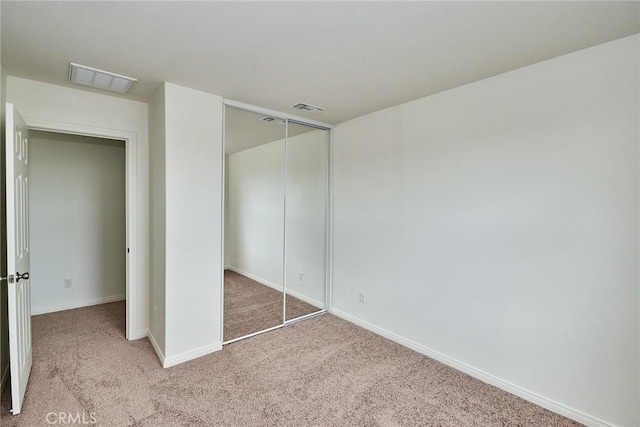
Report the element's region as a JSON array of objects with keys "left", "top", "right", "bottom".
[
  {"left": 224, "top": 106, "right": 285, "bottom": 342},
  {"left": 284, "top": 122, "right": 329, "bottom": 321}
]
